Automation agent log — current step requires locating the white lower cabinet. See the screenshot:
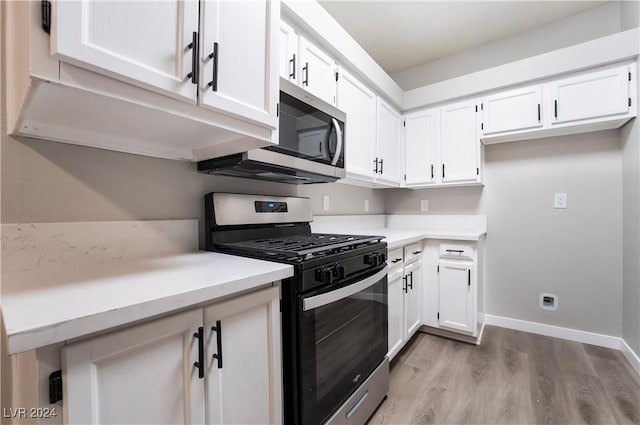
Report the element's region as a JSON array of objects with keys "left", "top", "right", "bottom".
[
  {"left": 438, "top": 260, "right": 474, "bottom": 333},
  {"left": 387, "top": 245, "right": 422, "bottom": 361},
  {"left": 62, "top": 286, "right": 281, "bottom": 424},
  {"left": 422, "top": 240, "right": 485, "bottom": 343}
]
